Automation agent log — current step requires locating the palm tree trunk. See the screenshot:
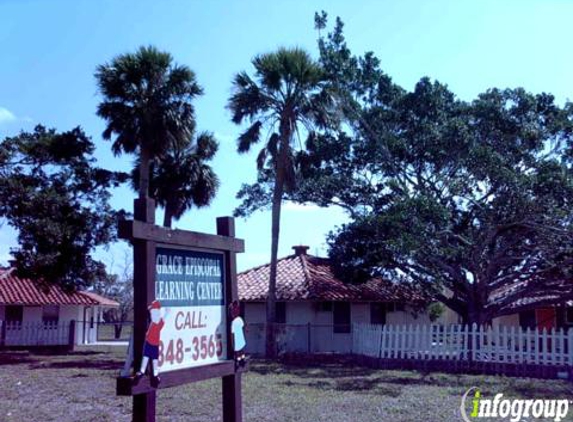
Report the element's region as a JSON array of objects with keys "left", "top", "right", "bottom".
[
  {"left": 139, "top": 147, "right": 151, "bottom": 199},
  {"left": 163, "top": 204, "right": 174, "bottom": 228},
  {"left": 266, "top": 155, "right": 285, "bottom": 358}
]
